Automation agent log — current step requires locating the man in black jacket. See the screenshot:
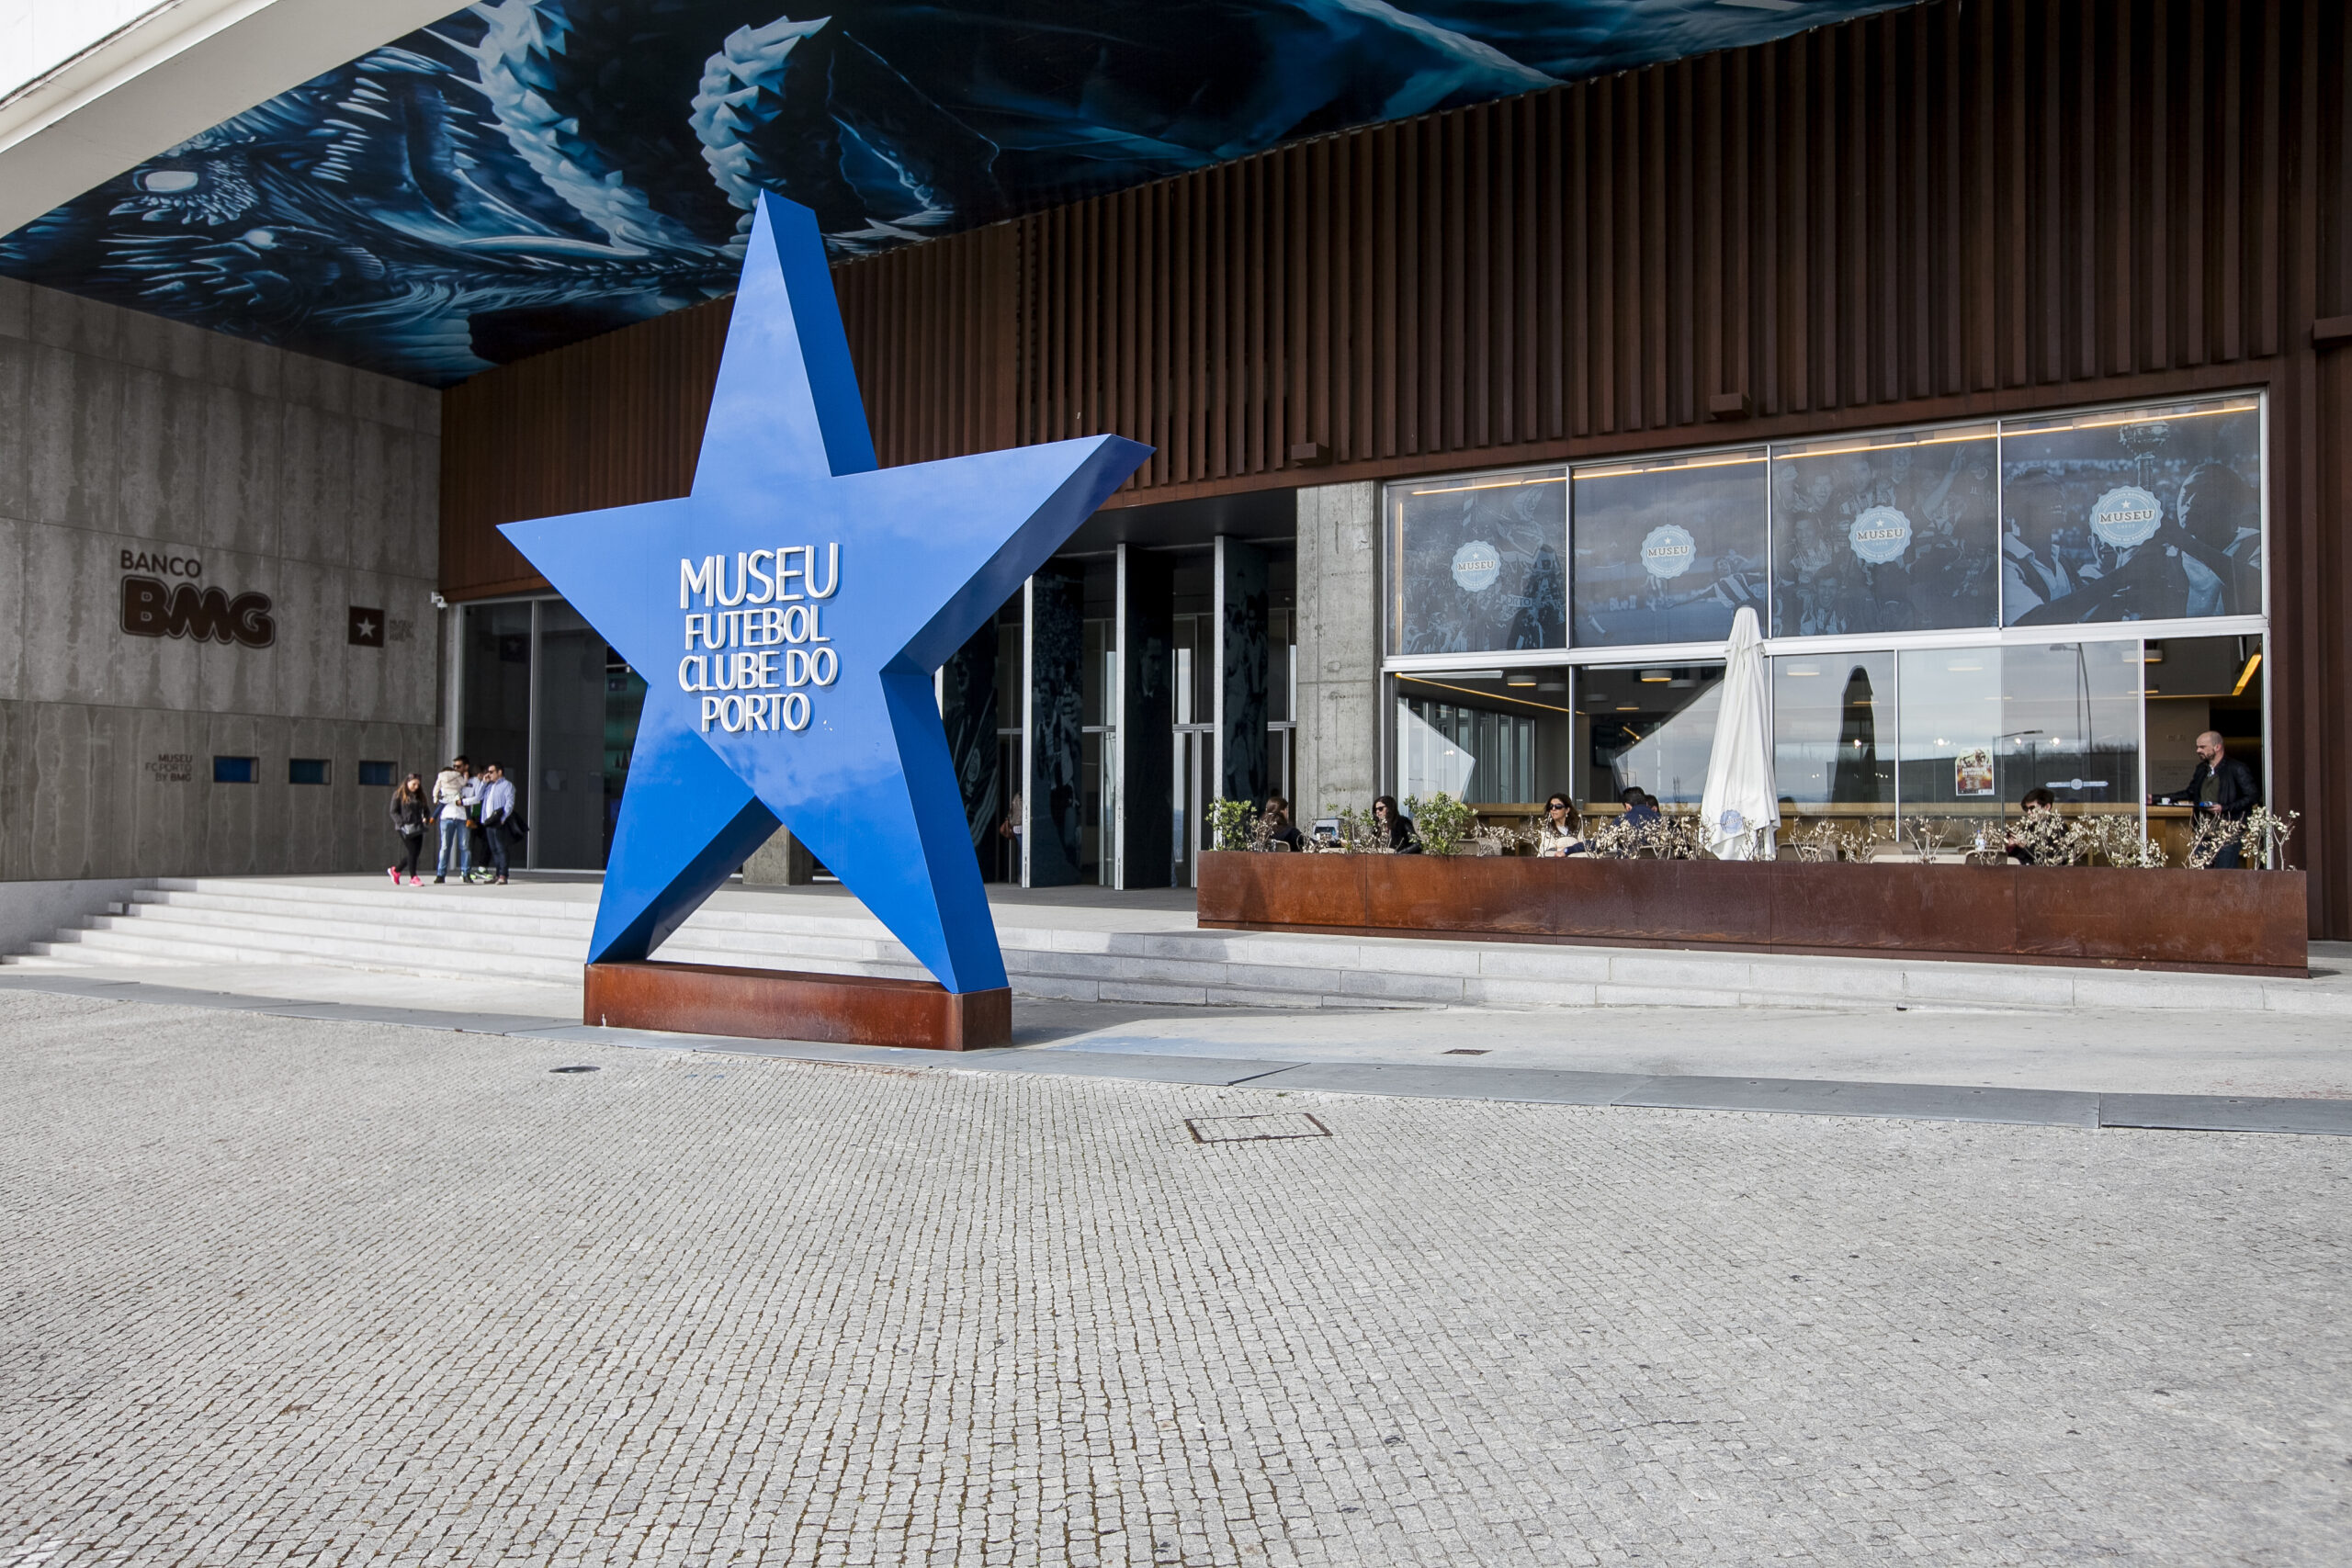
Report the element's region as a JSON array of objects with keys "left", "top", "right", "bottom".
[{"left": 2169, "top": 731, "right": 2260, "bottom": 868}]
